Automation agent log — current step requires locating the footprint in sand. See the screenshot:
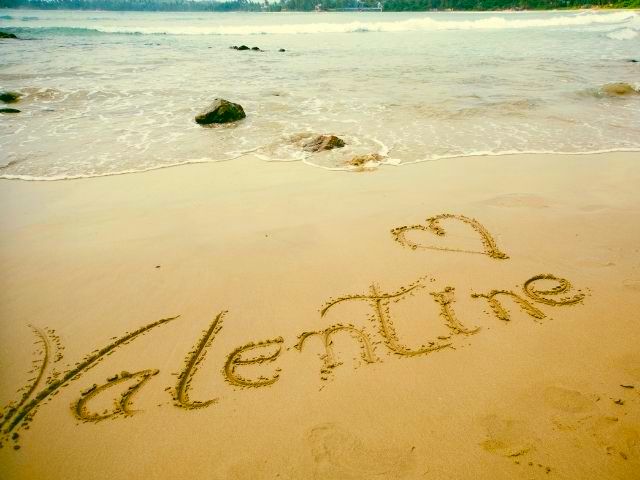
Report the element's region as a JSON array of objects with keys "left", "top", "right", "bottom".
[
  {"left": 542, "top": 386, "right": 597, "bottom": 415},
  {"left": 306, "top": 423, "right": 416, "bottom": 479},
  {"left": 480, "top": 380, "right": 640, "bottom": 477},
  {"left": 591, "top": 417, "right": 640, "bottom": 461},
  {"left": 543, "top": 383, "right": 640, "bottom": 462},
  {"left": 479, "top": 414, "right": 536, "bottom": 458},
  {"left": 598, "top": 356, "right": 640, "bottom": 462},
  {"left": 543, "top": 385, "right": 600, "bottom": 434}
]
